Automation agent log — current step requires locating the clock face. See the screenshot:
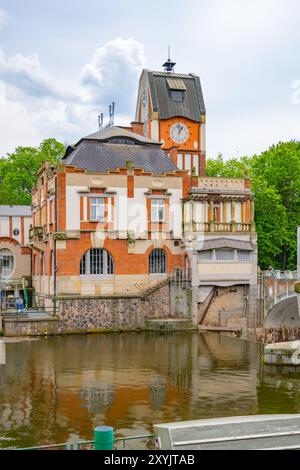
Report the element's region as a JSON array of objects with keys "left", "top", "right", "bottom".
[{"left": 170, "top": 123, "right": 189, "bottom": 144}]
